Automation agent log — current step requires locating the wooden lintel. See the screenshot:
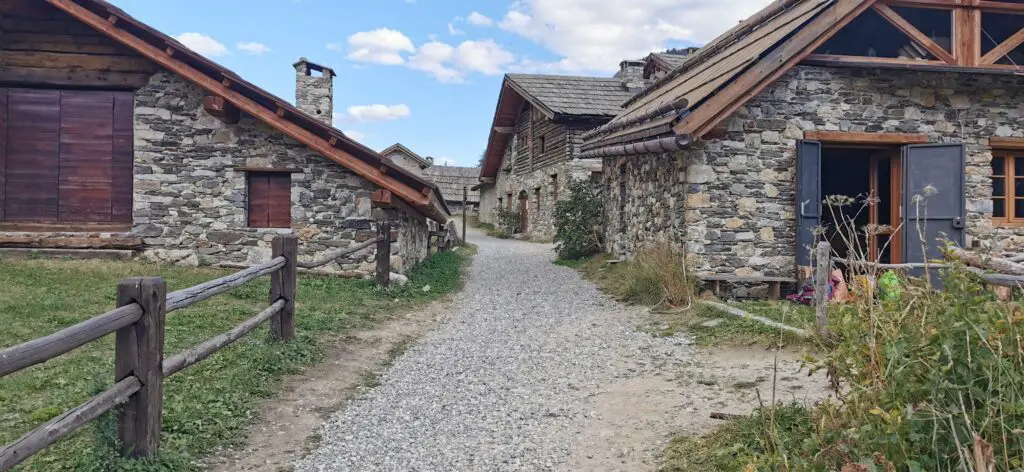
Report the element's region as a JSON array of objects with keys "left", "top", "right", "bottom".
[
  {"left": 989, "top": 137, "right": 1024, "bottom": 150},
  {"left": 981, "top": 26, "right": 1024, "bottom": 64},
  {"left": 202, "top": 95, "right": 240, "bottom": 124},
  {"left": 873, "top": 3, "right": 956, "bottom": 63},
  {"left": 804, "top": 130, "right": 929, "bottom": 144},
  {"left": 232, "top": 166, "right": 303, "bottom": 173},
  {"left": 977, "top": 0, "right": 1024, "bottom": 13},
  {"left": 371, "top": 189, "right": 394, "bottom": 208}
]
